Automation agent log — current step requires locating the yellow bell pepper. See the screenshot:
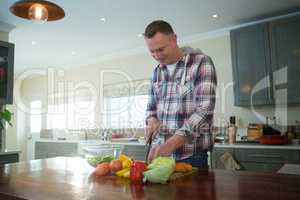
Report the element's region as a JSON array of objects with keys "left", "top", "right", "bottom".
[
  {"left": 116, "top": 167, "right": 130, "bottom": 177},
  {"left": 123, "top": 170, "right": 130, "bottom": 178},
  {"left": 122, "top": 159, "right": 132, "bottom": 168},
  {"left": 118, "top": 154, "right": 133, "bottom": 168}
]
